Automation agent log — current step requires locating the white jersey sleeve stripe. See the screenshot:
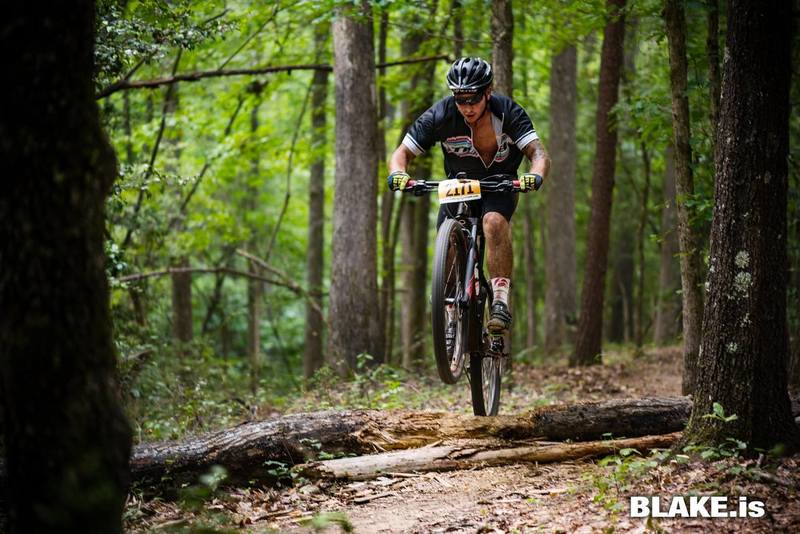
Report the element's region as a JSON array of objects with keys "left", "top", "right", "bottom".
[
  {"left": 515, "top": 130, "right": 539, "bottom": 150},
  {"left": 402, "top": 133, "right": 425, "bottom": 156}
]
